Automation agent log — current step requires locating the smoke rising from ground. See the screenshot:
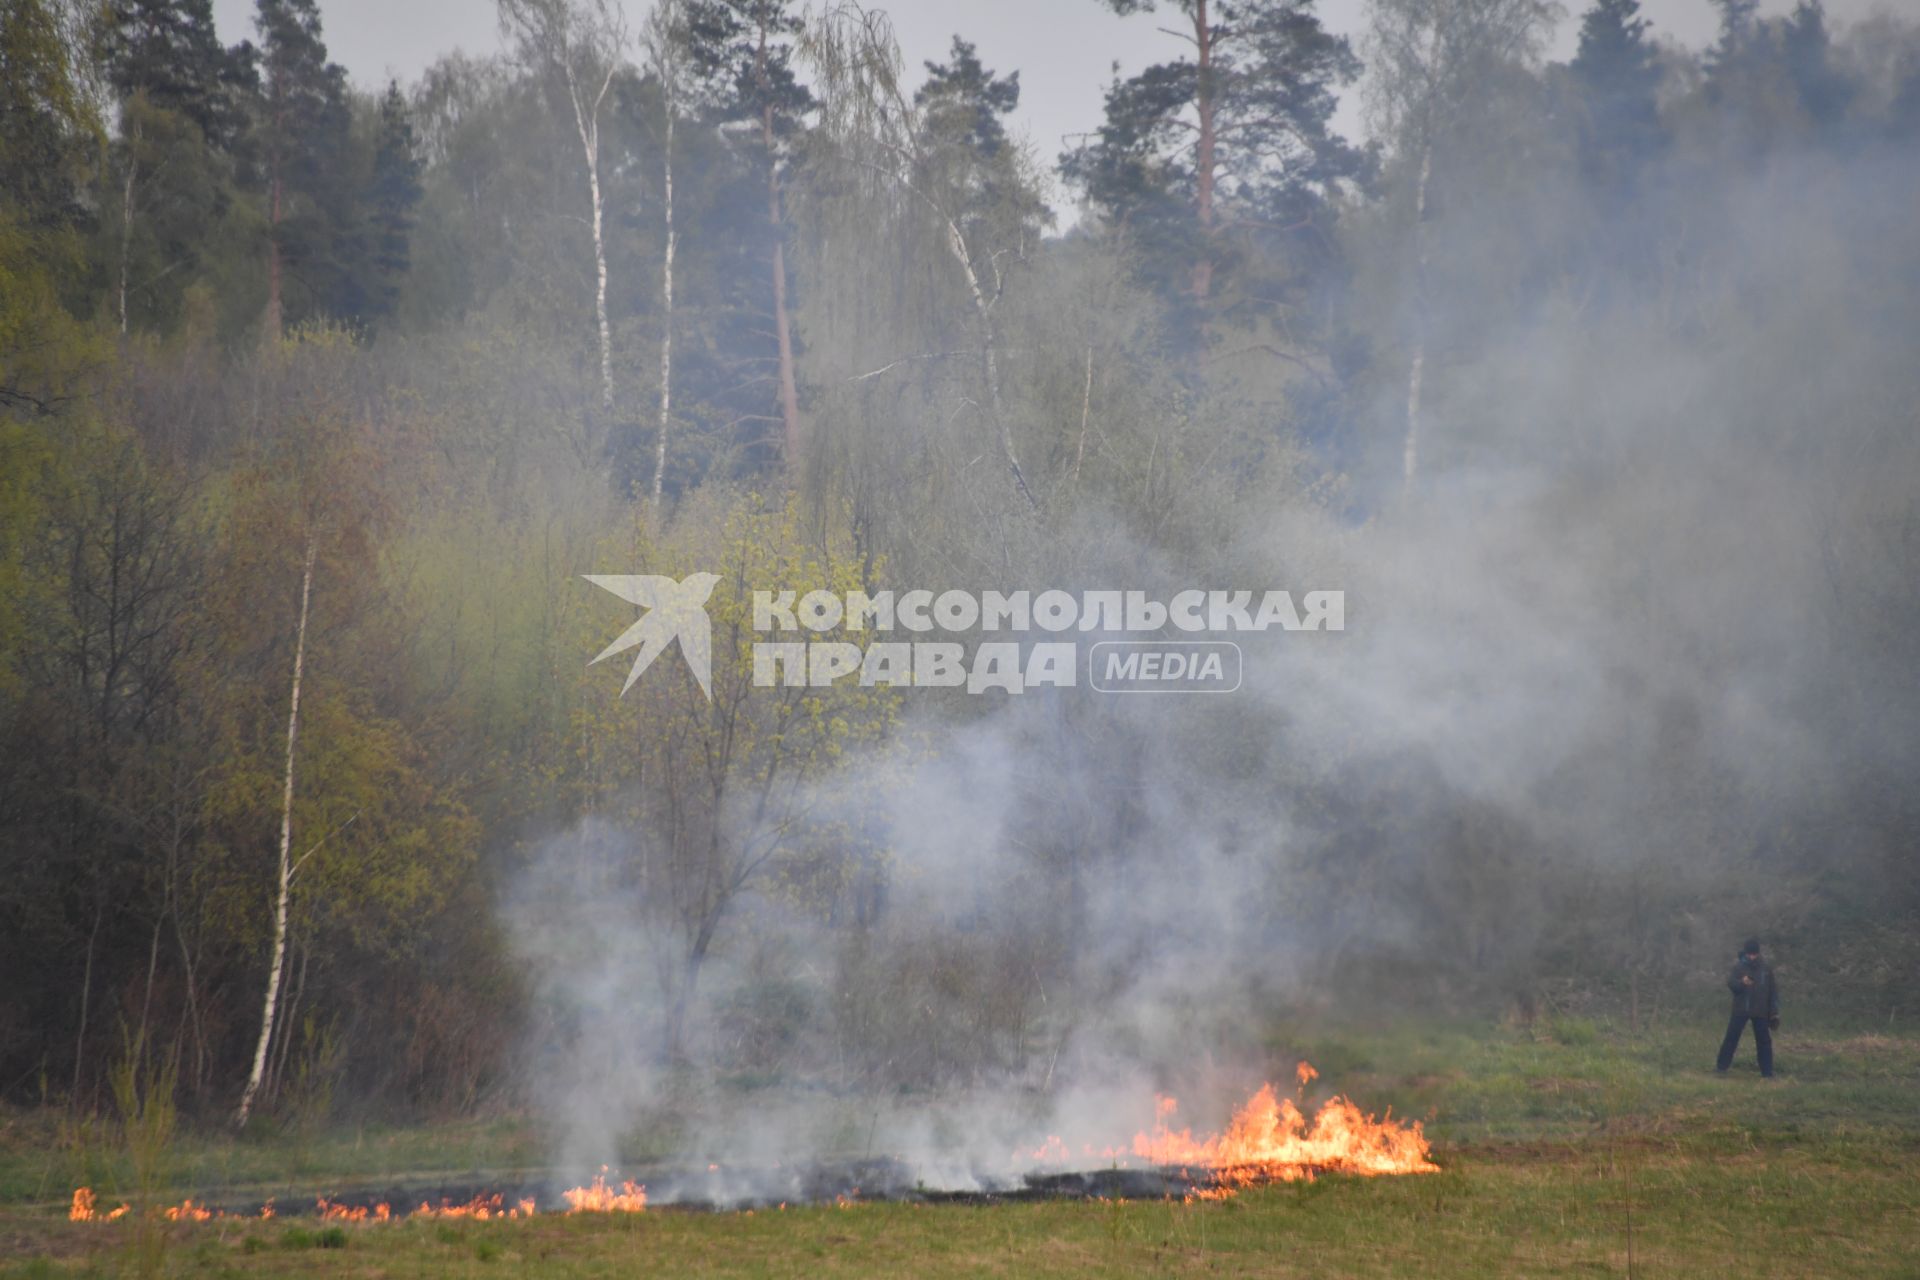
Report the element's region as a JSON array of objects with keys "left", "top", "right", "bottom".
[{"left": 499, "top": 80, "right": 1920, "bottom": 1193}]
